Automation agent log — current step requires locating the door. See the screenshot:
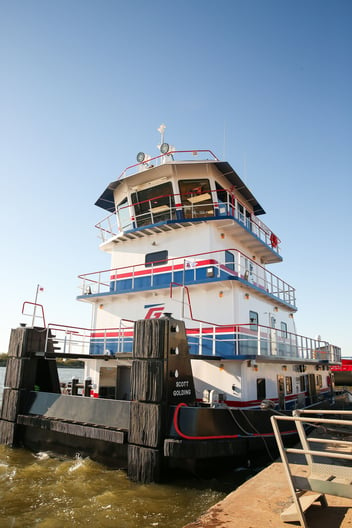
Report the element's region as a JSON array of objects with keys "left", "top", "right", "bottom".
[
  {"left": 115, "top": 366, "right": 131, "bottom": 400},
  {"left": 277, "top": 375, "right": 285, "bottom": 410},
  {"left": 307, "top": 373, "right": 317, "bottom": 404}
]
